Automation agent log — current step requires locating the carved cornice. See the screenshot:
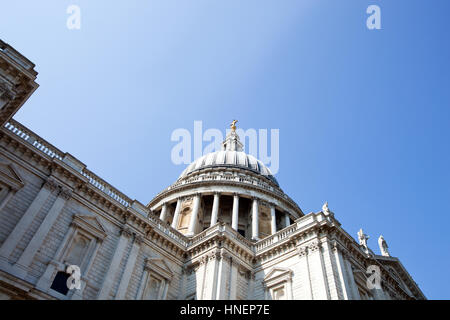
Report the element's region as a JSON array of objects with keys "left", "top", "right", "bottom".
[
  {"left": 220, "top": 250, "right": 230, "bottom": 260},
  {"left": 207, "top": 250, "right": 221, "bottom": 261},
  {"left": 230, "top": 258, "right": 240, "bottom": 268},
  {"left": 198, "top": 255, "right": 208, "bottom": 265},
  {"left": 297, "top": 245, "right": 308, "bottom": 257},
  {"left": 307, "top": 240, "right": 321, "bottom": 252},
  {"left": 43, "top": 178, "right": 59, "bottom": 192},
  {"left": 59, "top": 187, "right": 72, "bottom": 200},
  {"left": 0, "top": 82, "right": 14, "bottom": 101},
  {"left": 120, "top": 226, "right": 133, "bottom": 238},
  {"left": 134, "top": 234, "right": 144, "bottom": 245},
  {"left": 0, "top": 40, "right": 39, "bottom": 126}
]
